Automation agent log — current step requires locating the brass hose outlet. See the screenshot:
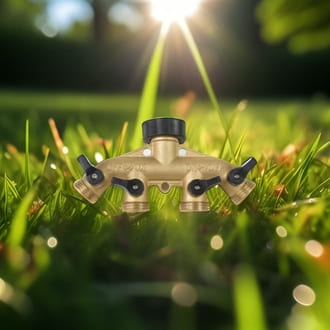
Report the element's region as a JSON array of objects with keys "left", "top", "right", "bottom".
[{"left": 74, "top": 118, "right": 257, "bottom": 213}]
